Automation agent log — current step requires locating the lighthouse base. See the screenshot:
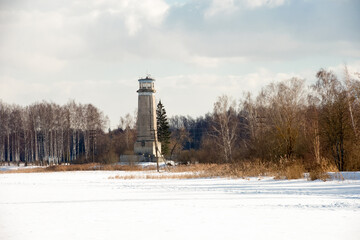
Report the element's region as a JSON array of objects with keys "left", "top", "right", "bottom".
[
  {"left": 119, "top": 154, "right": 165, "bottom": 165},
  {"left": 134, "top": 140, "right": 161, "bottom": 157}
]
